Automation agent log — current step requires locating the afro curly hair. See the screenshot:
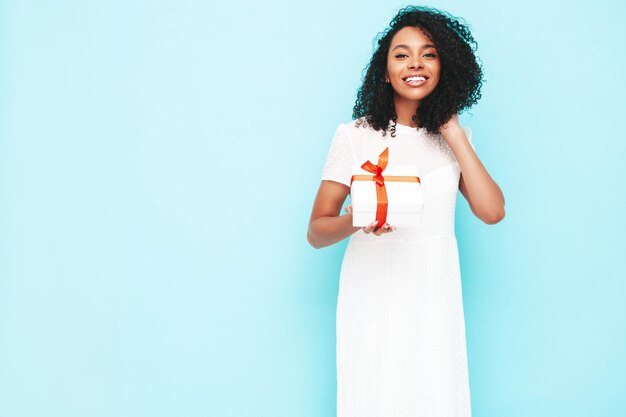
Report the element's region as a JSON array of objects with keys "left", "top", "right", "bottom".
[{"left": 352, "top": 5, "right": 484, "bottom": 137}]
